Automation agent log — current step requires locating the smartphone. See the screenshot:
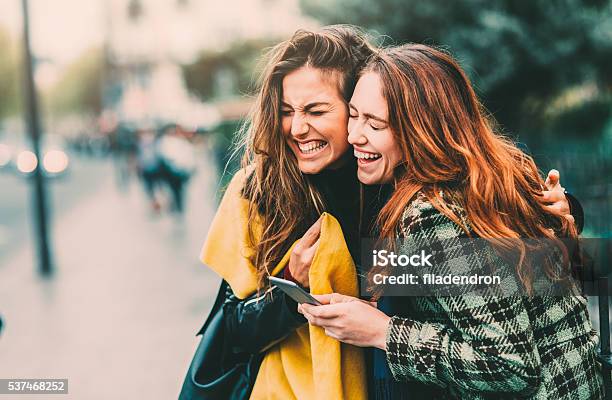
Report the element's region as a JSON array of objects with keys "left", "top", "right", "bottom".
[{"left": 269, "top": 276, "right": 322, "bottom": 306}]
